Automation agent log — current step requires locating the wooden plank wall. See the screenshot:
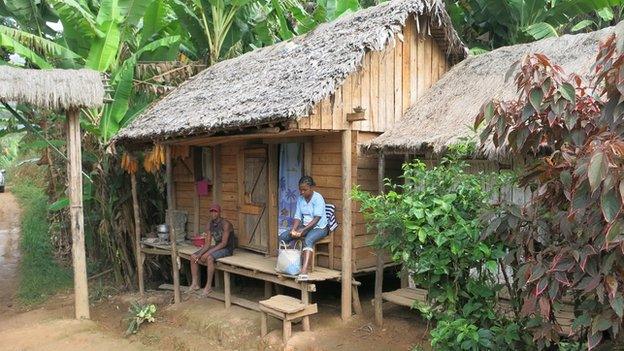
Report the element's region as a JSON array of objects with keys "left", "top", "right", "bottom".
[
  {"left": 171, "top": 144, "right": 241, "bottom": 237},
  {"left": 296, "top": 16, "right": 450, "bottom": 133}
]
